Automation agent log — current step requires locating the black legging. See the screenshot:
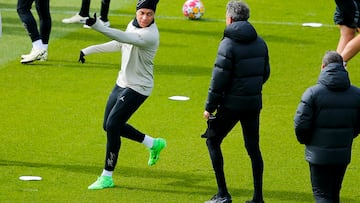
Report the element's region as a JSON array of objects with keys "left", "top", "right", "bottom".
[
  {"left": 102, "top": 85, "right": 147, "bottom": 171},
  {"left": 17, "top": 0, "right": 51, "bottom": 44},
  {"left": 79, "top": 0, "right": 111, "bottom": 22},
  {"left": 206, "top": 107, "right": 264, "bottom": 201}
]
